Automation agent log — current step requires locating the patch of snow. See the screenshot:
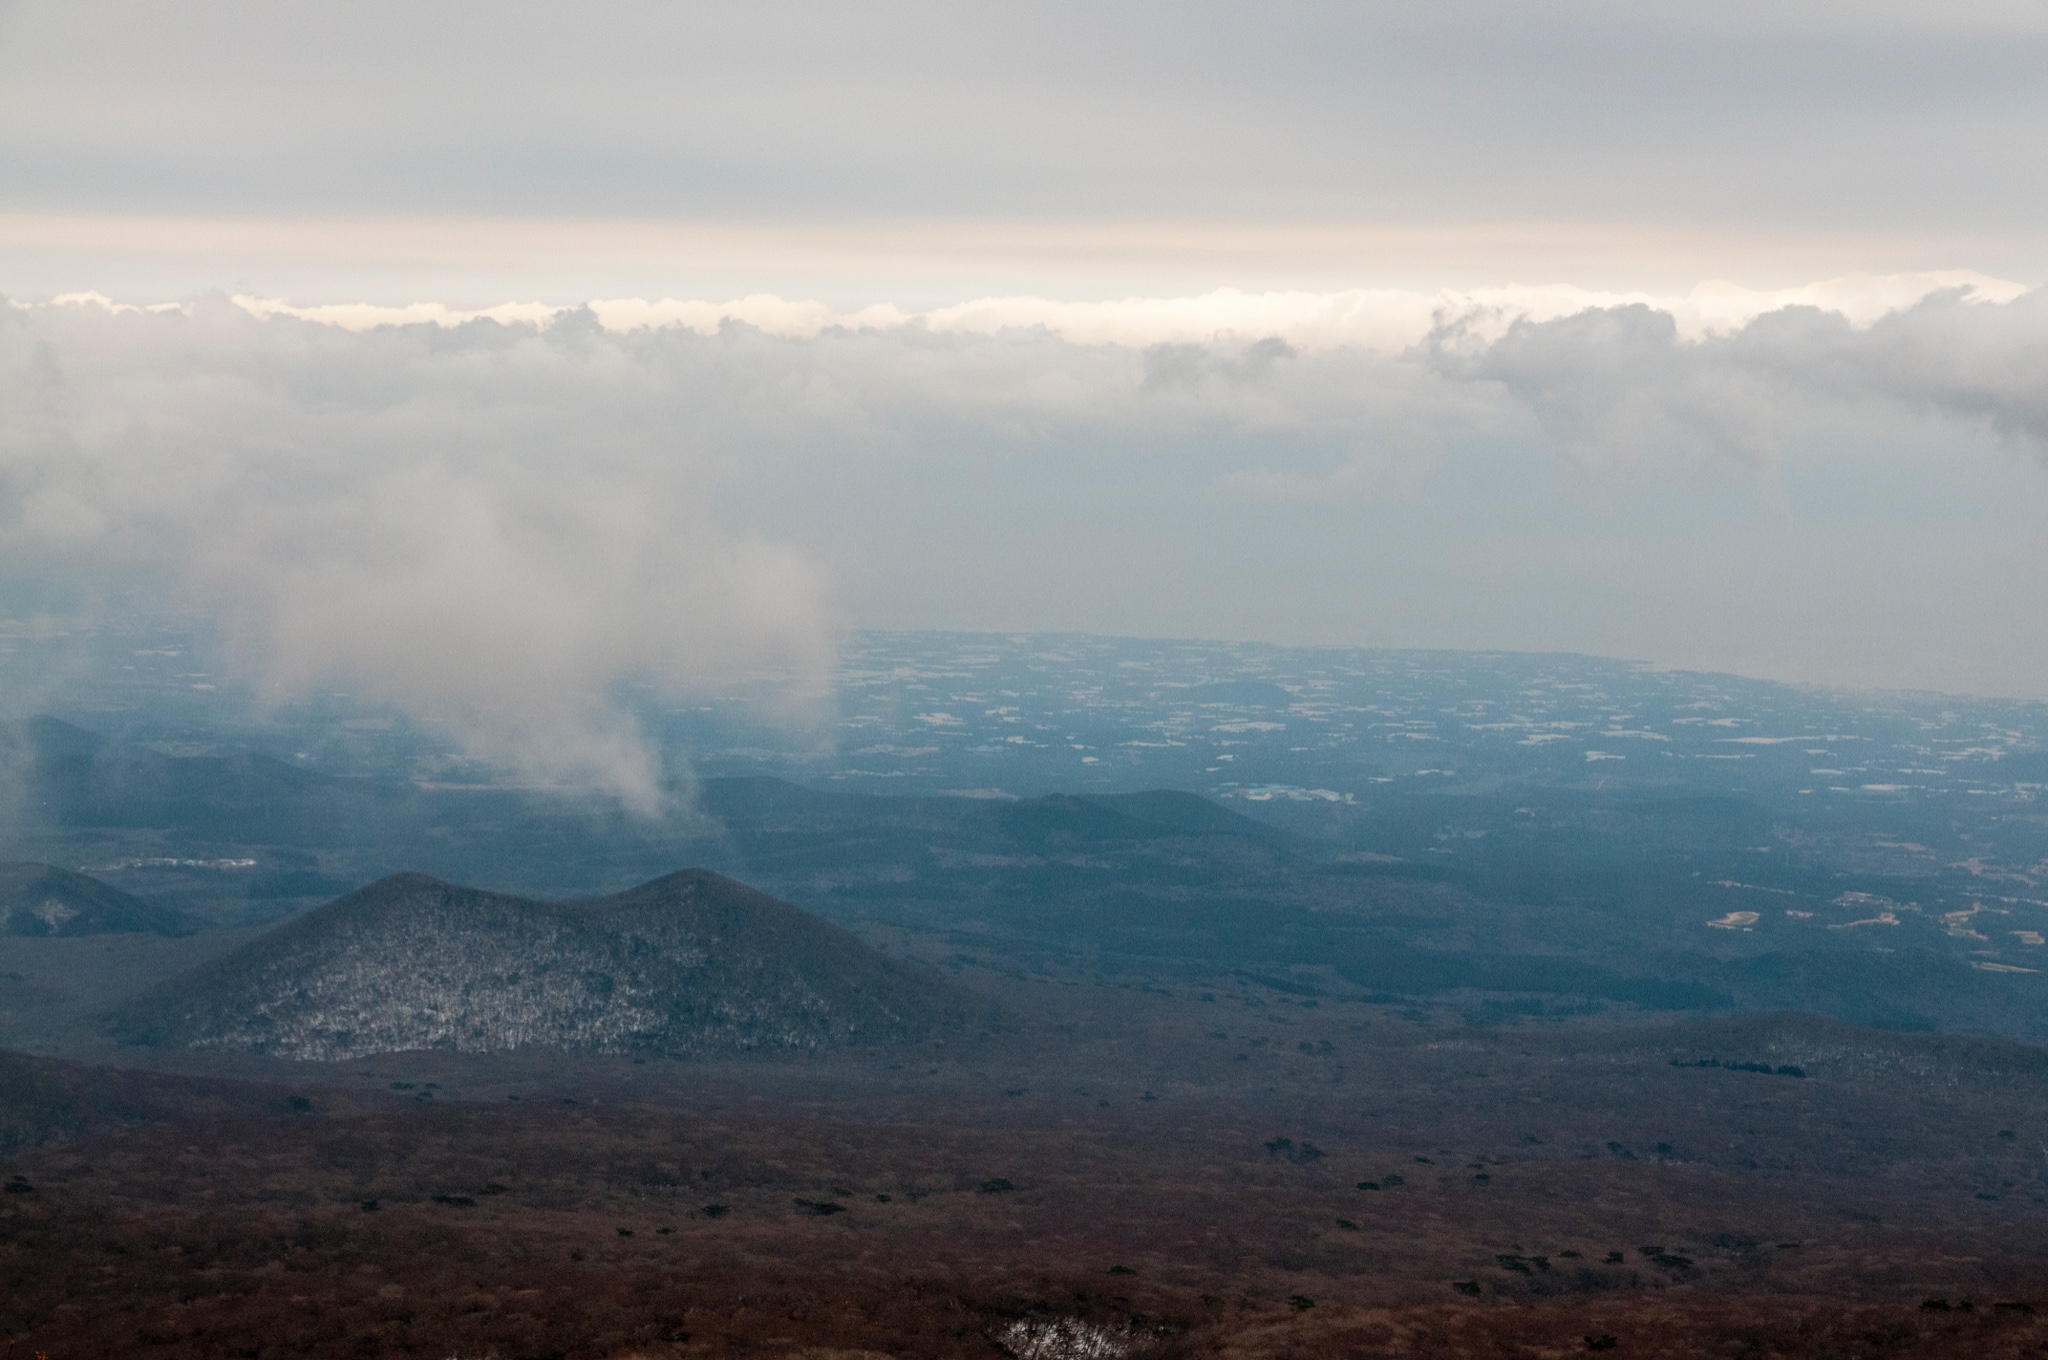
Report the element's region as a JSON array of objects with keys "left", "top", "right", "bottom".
[{"left": 996, "top": 1317, "right": 1132, "bottom": 1360}]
